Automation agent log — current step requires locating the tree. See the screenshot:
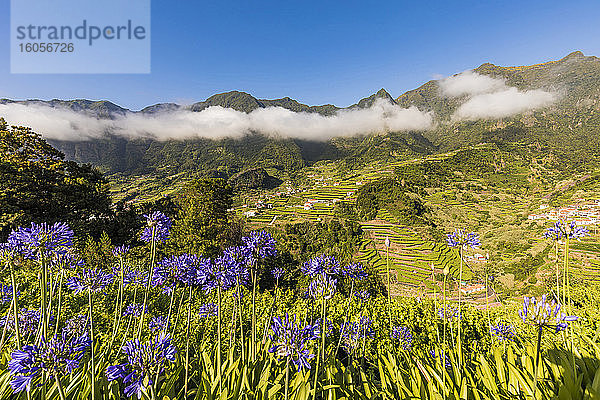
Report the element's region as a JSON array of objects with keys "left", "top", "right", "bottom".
[
  {"left": 169, "top": 178, "right": 239, "bottom": 256},
  {"left": 0, "top": 119, "right": 112, "bottom": 239}
]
